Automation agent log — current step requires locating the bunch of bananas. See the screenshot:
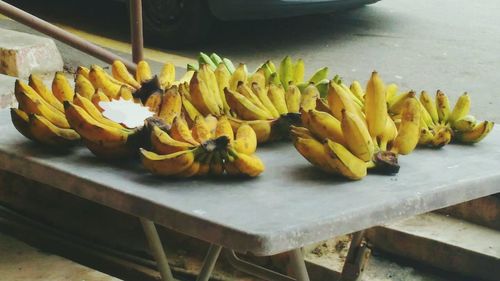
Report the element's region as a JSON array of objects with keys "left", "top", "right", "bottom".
[
  {"left": 291, "top": 72, "right": 421, "bottom": 180},
  {"left": 388, "top": 90, "right": 494, "bottom": 147},
  {"left": 141, "top": 116, "right": 264, "bottom": 177}
]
